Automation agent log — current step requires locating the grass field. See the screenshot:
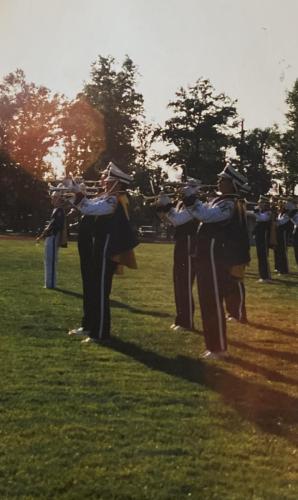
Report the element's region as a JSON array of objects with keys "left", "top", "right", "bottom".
[{"left": 0, "top": 238, "right": 298, "bottom": 500}]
